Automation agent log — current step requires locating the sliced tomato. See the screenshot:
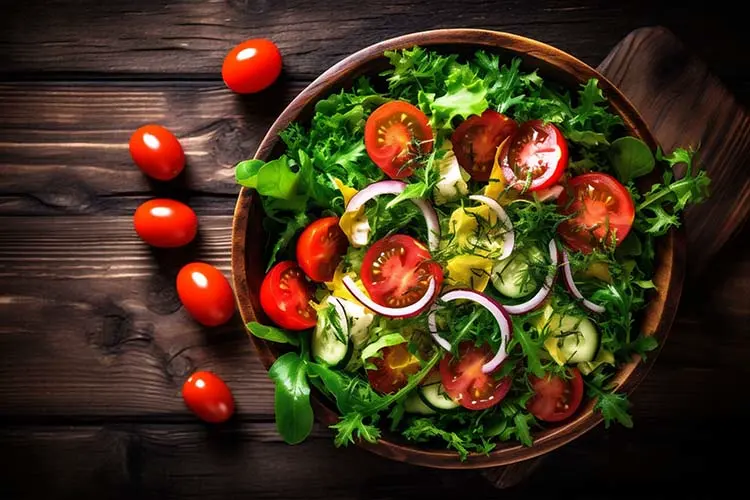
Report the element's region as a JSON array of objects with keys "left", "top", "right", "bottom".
[
  {"left": 364, "top": 101, "right": 433, "bottom": 179},
  {"left": 260, "top": 261, "right": 317, "bottom": 330},
  {"left": 451, "top": 110, "right": 518, "bottom": 181},
  {"left": 501, "top": 120, "right": 568, "bottom": 191},
  {"left": 527, "top": 368, "right": 584, "bottom": 422},
  {"left": 439, "top": 341, "right": 512, "bottom": 410},
  {"left": 296, "top": 217, "right": 348, "bottom": 283},
  {"left": 366, "top": 343, "right": 421, "bottom": 394},
  {"left": 557, "top": 172, "right": 635, "bottom": 253},
  {"left": 360, "top": 234, "right": 443, "bottom": 308}
]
